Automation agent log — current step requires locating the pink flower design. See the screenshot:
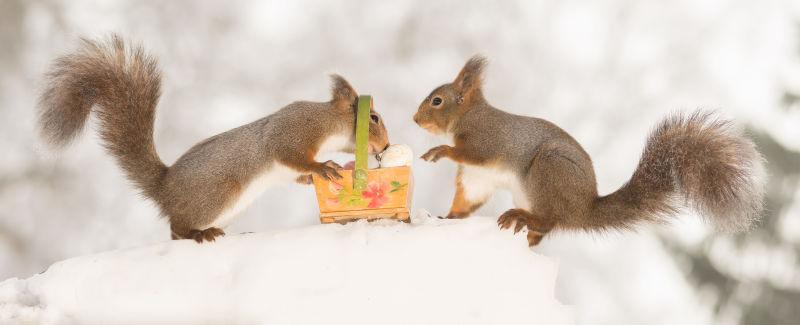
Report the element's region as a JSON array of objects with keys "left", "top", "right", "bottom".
[{"left": 362, "top": 181, "right": 390, "bottom": 208}]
